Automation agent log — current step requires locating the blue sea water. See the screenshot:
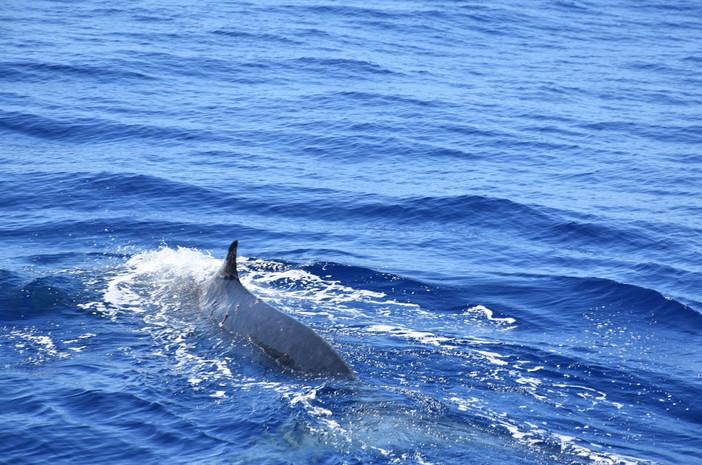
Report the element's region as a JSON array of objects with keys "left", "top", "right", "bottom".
[{"left": 2, "top": 0, "right": 702, "bottom": 463}]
